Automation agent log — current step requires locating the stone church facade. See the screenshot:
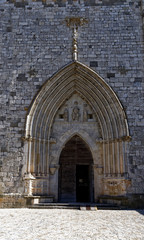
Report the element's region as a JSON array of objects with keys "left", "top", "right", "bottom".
[{"left": 0, "top": 0, "right": 144, "bottom": 207}]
